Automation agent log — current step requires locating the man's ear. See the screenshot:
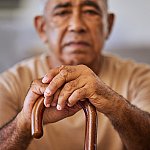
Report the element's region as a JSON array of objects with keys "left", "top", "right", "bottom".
[
  {"left": 34, "top": 16, "right": 48, "bottom": 43},
  {"left": 106, "top": 13, "right": 115, "bottom": 39}
]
